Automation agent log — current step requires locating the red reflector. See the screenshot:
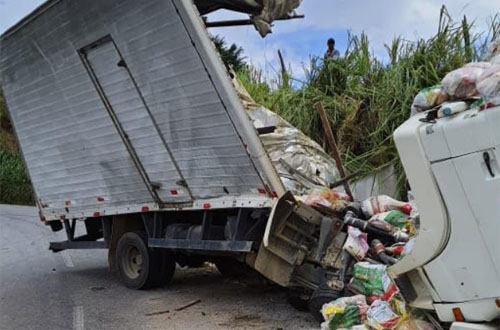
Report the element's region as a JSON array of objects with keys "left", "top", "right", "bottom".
[
  {"left": 39, "top": 215, "right": 46, "bottom": 222},
  {"left": 257, "top": 188, "right": 266, "bottom": 195},
  {"left": 271, "top": 191, "right": 278, "bottom": 198},
  {"left": 97, "top": 197, "right": 105, "bottom": 202},
  {"left": 65, "top": 201, "right": 71, "bottom": 206},
  {"left": 203, "top": 203, "right": 211, "bottom": 209},
  {"left": 170, "top": 190, "right": 178, "bottom": 195},
  {"left": 60, "top": 215, "right": 66, "bottom": 220},
  {"left": 452, "top": 308, "right": 465, "bottom": 322},
  {"left": 93, "top": 212, "right": 101, "bottom": 217},
  {"left": 141, "top": 206, "right": 149, "bottom": 212}
]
